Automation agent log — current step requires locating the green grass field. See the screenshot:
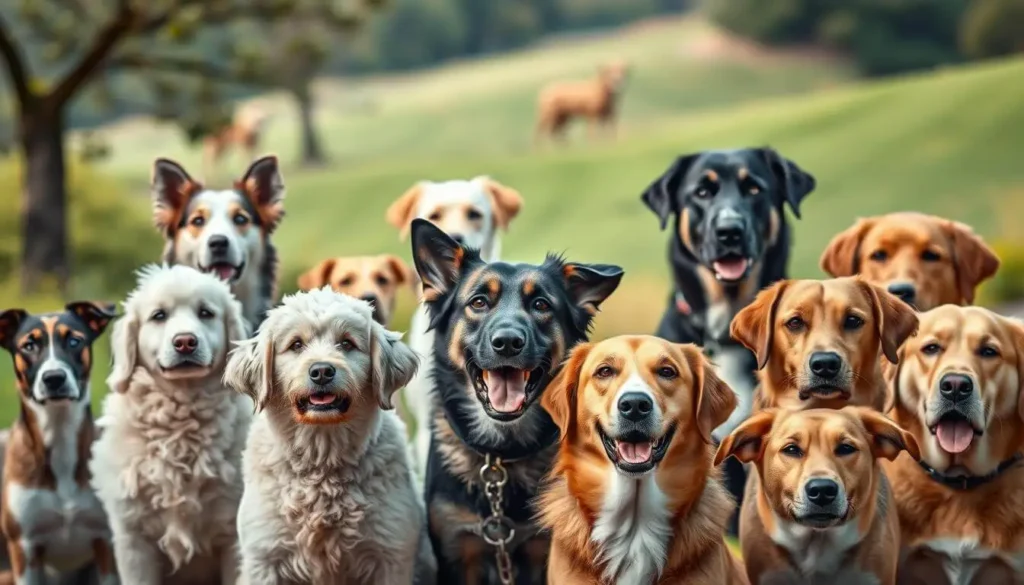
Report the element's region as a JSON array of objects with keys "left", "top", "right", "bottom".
[{"left": 2, "top": 16, "right": 1024, "bottom": 424}]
